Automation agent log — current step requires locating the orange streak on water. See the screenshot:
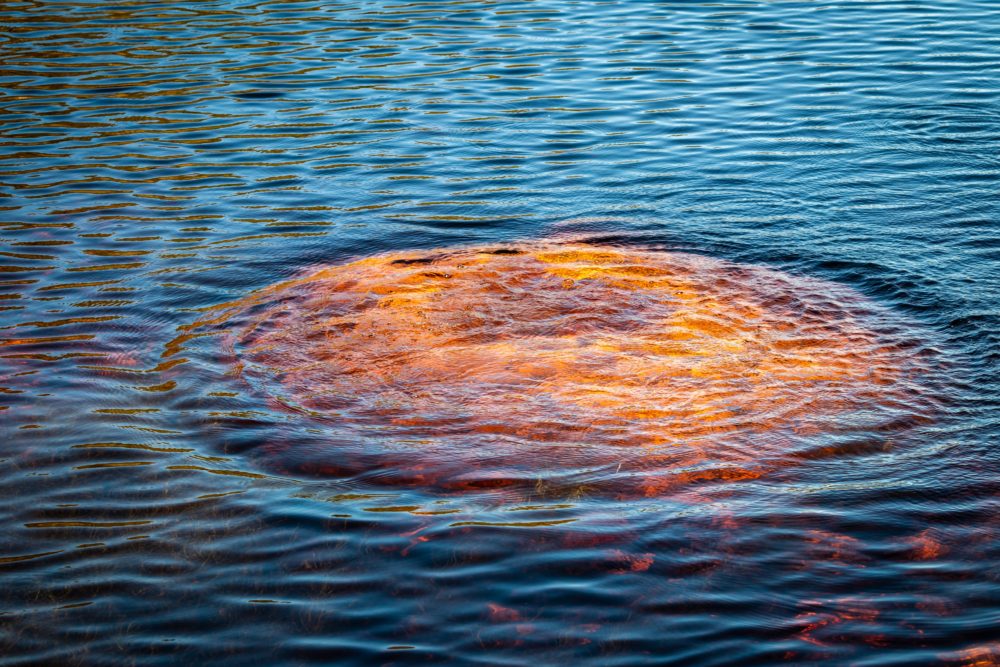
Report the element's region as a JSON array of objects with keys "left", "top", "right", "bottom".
[{"left": 943, "top": 644, "right": 1000, "bottom": 666}]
